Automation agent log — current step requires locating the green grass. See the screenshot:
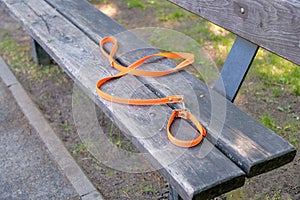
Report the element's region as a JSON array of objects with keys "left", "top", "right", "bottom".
[
  {"left": 141, "top": 183, "right": 157, "bottom": 193},
  {"left": 109, "top": 123, "right": 122, "bottom": 147},
  {"left": 108, "top": 123, "right": 137, "bottom": 152},
  {"left": 2, "top": 29, "right": 9, "bottom": 37},
  {"left": 0, "top": 38, "right": 66, "bottom": 84},
  {"left": 122, "top": 187, "right": 131, "bottom": 197},
  {"left": 158, "top": 9, "right": 189, "bottom": 21},
  {"left": 260, "top": 112, "right": 276, "bottom": 131},
  {"left": 277, "top": 120, "right": 299, "bottom": 148},
  {"left": 0, "top": 38, "right": 32, "bottom": 71},
  {"left": 61, "top": 121, "right": 71, "bottom": 131},
  {"left": 72, "top": 143, "right": 88, "bottom": 155},
  {"left": 277, "top": 105, "right": 292, "bottom": 113},
  {"left": 264, "top": 190, "right": 286, "bottom": 200},
  {"left": 252, "top": 49, "right": 300, "bottom": 95},
  {"left": 260, "top": 112, "right": 299, "bottom": 147},
  {"left": 226, "top": 185, "right": 293, "bottom": 200},
  {"left": 72, "top": 141, "right": 95, "bottom": 155},
  {"left": 272, "top": 87, "right": 281, "bottom": 97},
  {"left": 127, "top": 0, "right": 145, "bottom": 9}
]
